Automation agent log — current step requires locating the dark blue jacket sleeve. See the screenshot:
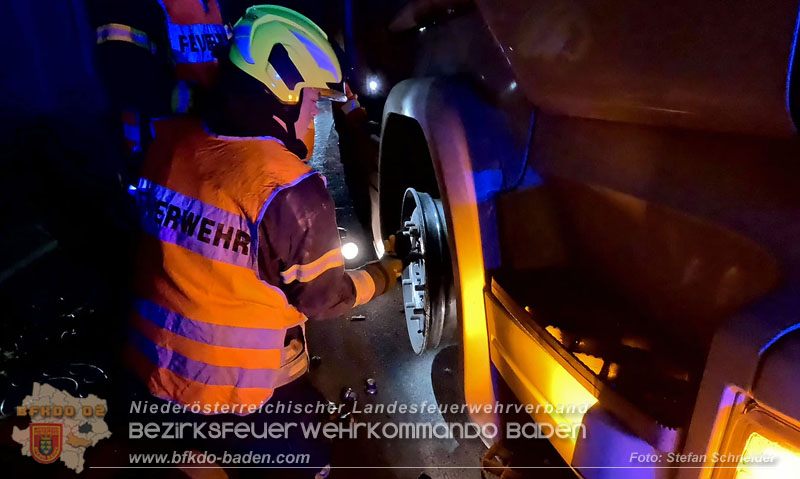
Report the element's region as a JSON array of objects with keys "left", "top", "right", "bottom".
[{"left": 257, "top": 174, "right": 387, "bottom": 320}]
